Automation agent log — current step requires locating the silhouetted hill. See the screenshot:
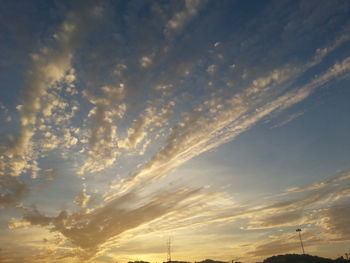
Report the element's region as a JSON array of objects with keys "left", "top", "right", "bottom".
[
  {"left": 134, "top": 254, "right": 349, "bottom": 263},
  {"left": 198, "top": 259, "right": 227, "bottom": 263},
  {"left": 163, "top": 260, "right": 226, "bottom": 263},
  {"left": 263, "top": 254, "right": 348, "bottom": 263},
  {"left": 128, "top": 261, "right": 150, "bottom": 263}
]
